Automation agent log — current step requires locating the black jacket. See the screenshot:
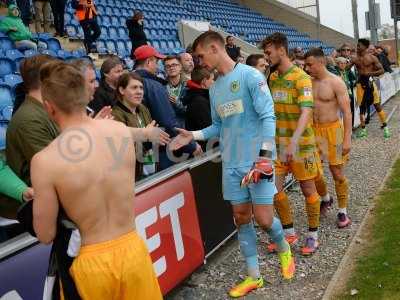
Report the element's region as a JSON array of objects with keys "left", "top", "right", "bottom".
[
  {"left": 377, "top": 53, "right": 393, "bottom": 73},
  {"left": 89, "top": 80, "right": 117, "bottom": 114},
  {"left": 225, "top": 45, "right": 241, "bottom": 61},
  {"left": 126, "top": 18, "right": 147, "bottom": 55},
  {"left": 182, "top": 81, "right": 211, "bottom": 131}
]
